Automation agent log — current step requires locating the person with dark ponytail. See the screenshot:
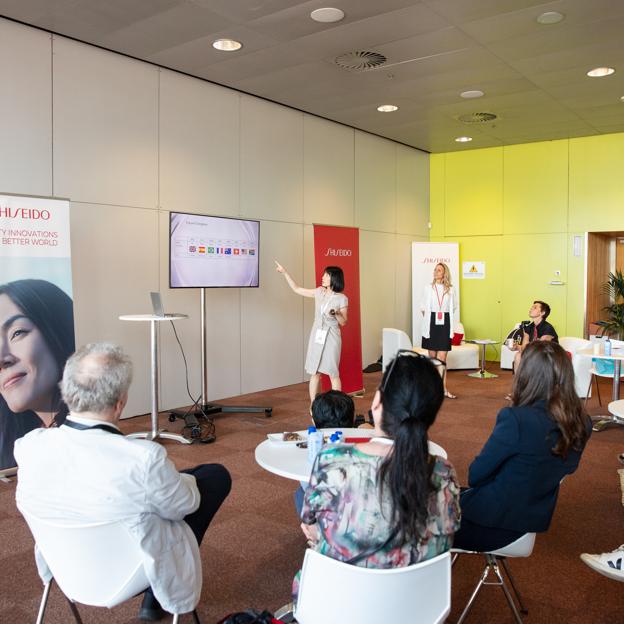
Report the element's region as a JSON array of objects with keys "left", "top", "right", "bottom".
[
  {"left": 454, "top": 340, "right": 592, "bottom": 551},
  {"left": 293, "top": 352, "right": 460, "bottom": 595}
]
